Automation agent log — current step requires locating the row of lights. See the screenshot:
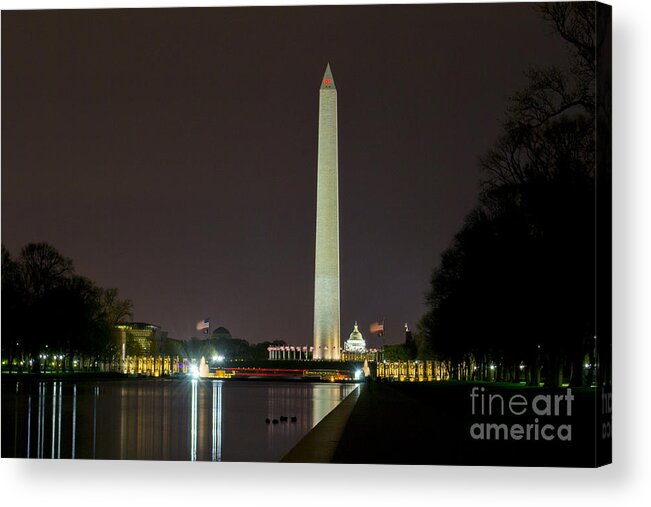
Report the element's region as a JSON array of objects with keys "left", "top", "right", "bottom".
[
  {"left": 39, "top": 354, "right": 65, "bottom": 360},
  {"left": 383, "top": 361, "right": 594, "bottom": 371}
]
